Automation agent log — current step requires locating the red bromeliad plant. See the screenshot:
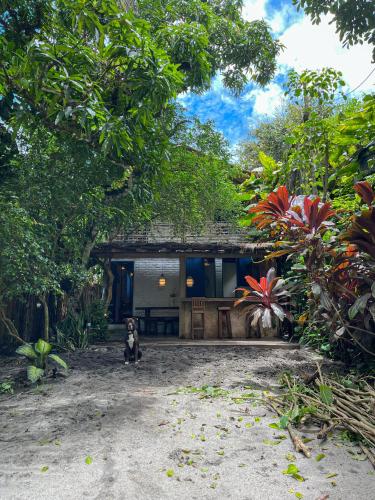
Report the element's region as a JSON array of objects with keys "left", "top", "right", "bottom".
[{"left": 234, "top": 268, "right": 293, "bottom": 330}]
